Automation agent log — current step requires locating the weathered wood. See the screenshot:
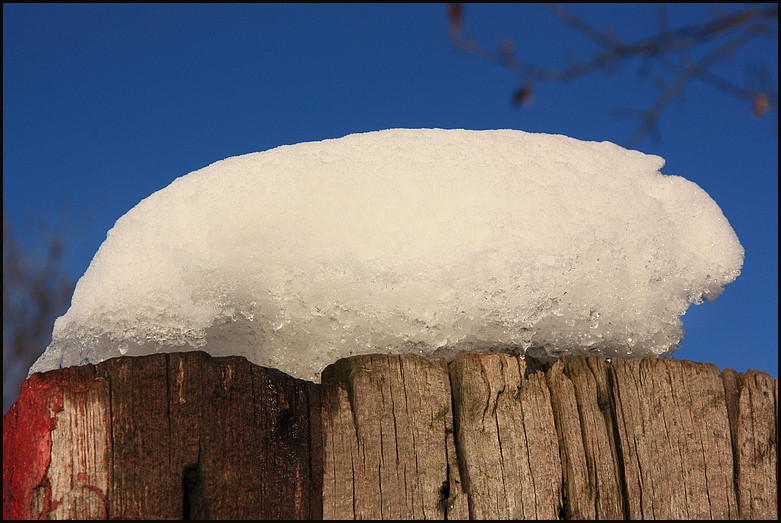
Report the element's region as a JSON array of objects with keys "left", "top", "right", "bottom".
[
  {"left": 3, "top": 364, "right": 106, "bottom": 520},
  {"left": 3, "top": 351, "right": 777, "bottom": 520},
  {"left": 546, "top": 356, "right": 624, "bottom": 519},
  {"left": 47, "top": 368, "right": 111, "bottom": 519},
  {"left": 722, "top": 367, "right": 779, "bottom": 519},
  {"left": 611, "top": 357, "right": 739, "bottom": 519},
  {"left": 449, "top": 353, "right": 563, "bottom": 519},
  {"left": 319, "top": 353, "right": 467, "bottom": 520},
  {"left": 3, "top": 351, "right": 319, "bottom": 520}
]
